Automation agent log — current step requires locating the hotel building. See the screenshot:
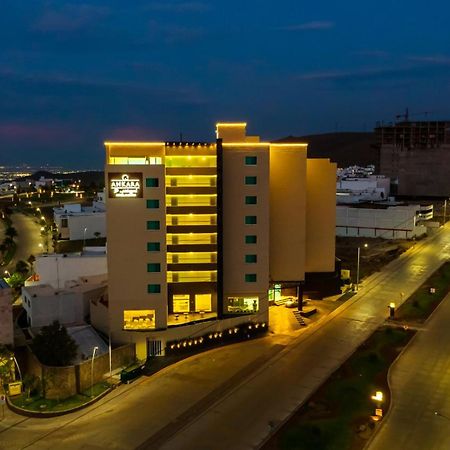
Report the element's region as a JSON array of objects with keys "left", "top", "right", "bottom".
[{"left": 103, "top": 123, "right": 336, "bottom": 359}]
